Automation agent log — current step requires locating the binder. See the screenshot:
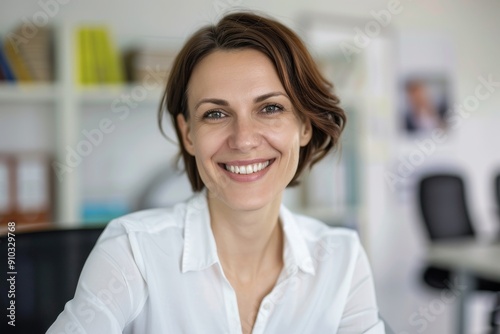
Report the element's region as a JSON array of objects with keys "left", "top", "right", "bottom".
[
  {"left": 0, "top": 155, "right": 15, "bottom": 225},
  {"left": 0, "top": 153, "right": 52, "bottom": 227},
  {"left": 15, "top": 153, "right": 52, "bottom": 224}
]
